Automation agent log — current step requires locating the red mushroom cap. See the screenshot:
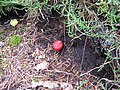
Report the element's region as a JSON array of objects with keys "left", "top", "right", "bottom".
[{"left": 52, "top": 40, "right": 63, "bottom": 52}]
